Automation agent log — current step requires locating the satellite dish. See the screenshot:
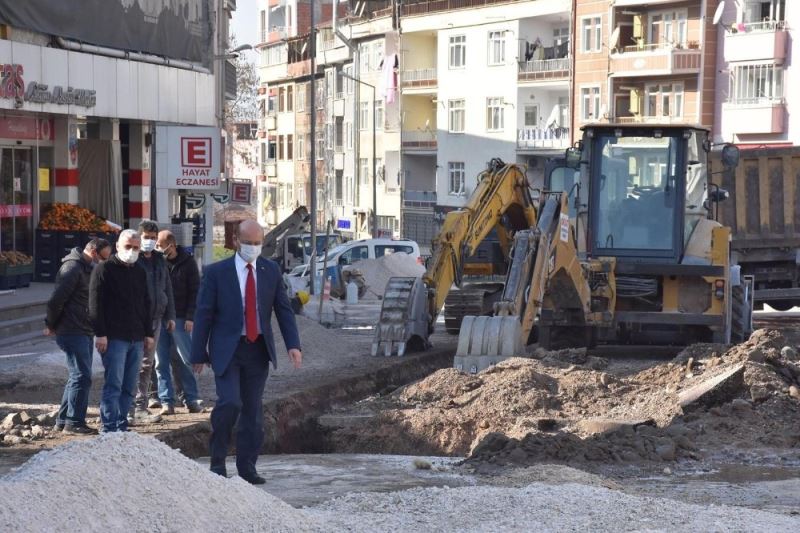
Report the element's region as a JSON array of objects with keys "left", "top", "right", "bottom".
[
  {"left": 609, "top": 27, "right": 621, "bottom": 50},
  {"left": 713, "top": 1, "right": 725, "bottom": 25}
]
